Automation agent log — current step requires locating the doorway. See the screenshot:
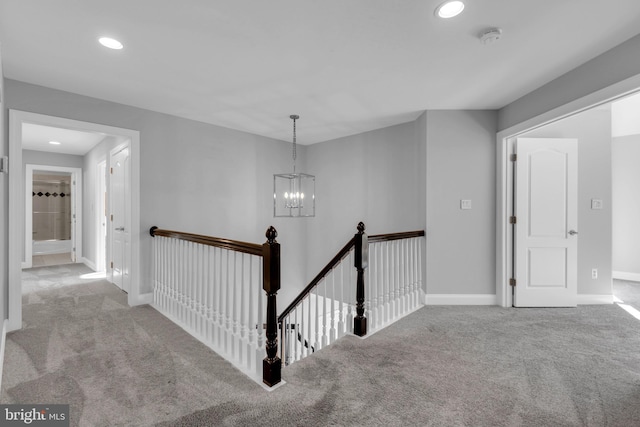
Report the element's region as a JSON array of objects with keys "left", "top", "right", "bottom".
[
  {"left": 8, "top": 110, "right": 142, "bottom": 332},
  {"left": 497, "top": 90, "right": 639, "bottom": 308},
  {"left": 25, "top": 165, "right": 82, "bottom": 268}
]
